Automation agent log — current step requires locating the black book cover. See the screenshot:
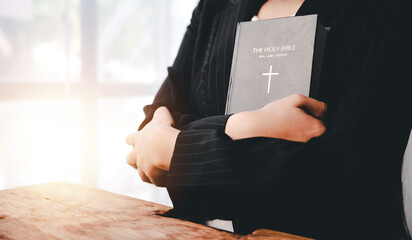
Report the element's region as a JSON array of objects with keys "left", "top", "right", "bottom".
[{"left": 225, "top": 14, "right": 327, "bottom": 114}]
